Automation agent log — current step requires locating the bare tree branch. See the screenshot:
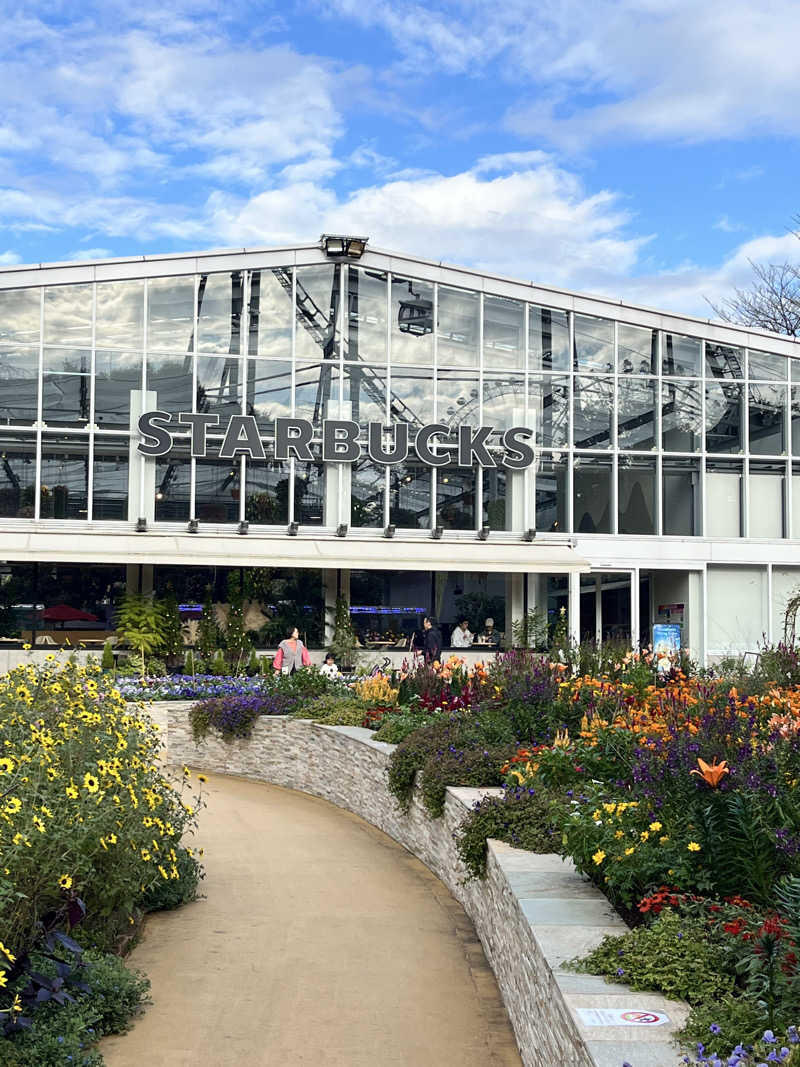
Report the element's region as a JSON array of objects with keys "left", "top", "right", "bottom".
[{"left": 706, "top": 230, "right": 800, "bottom": 338}]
